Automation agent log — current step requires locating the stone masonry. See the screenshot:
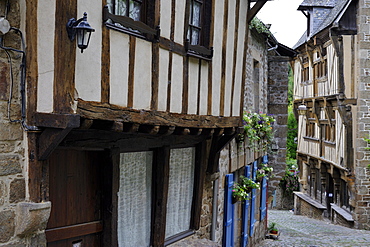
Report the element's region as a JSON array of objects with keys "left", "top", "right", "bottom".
[{"left": 355, "top": 0, "right": 370, "bottom": 230}]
